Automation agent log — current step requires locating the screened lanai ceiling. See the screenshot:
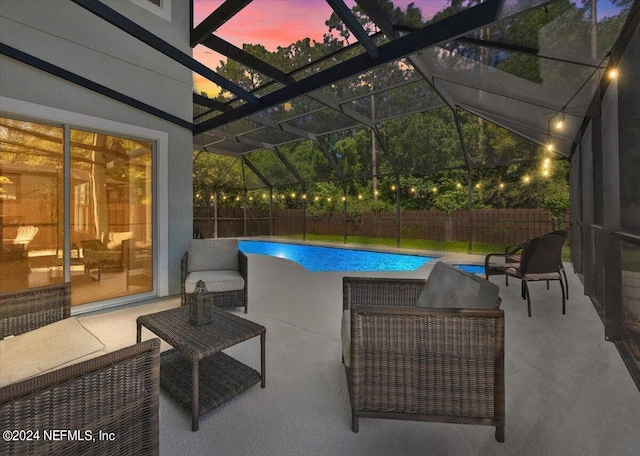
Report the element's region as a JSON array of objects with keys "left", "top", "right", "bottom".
[{"left": 190, "top": 0, "right": 637, "bottom": 188}]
